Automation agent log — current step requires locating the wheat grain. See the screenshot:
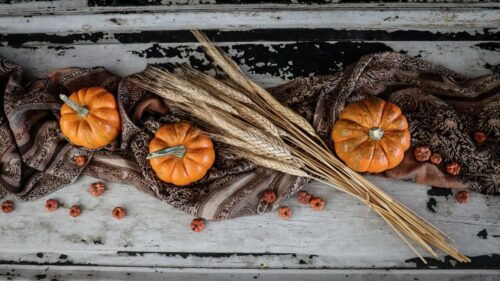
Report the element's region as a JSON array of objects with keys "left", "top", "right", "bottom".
[
  {"left": 144, "top": 67, "right": 239, "bottom": 115},
  {"left": 229, "top": 148, "right": 309, "bottom": 178},
  {"left": 180, "top": 66, "right": 254, "bottom": 105},
  {"left": 192, "top": 30, "right": 318, "bottom": 138}
]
